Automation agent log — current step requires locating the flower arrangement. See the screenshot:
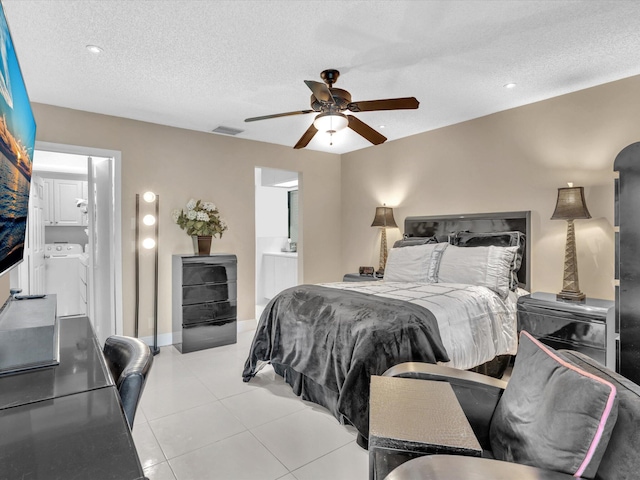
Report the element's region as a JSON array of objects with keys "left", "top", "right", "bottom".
[{"left": 172, "top": 199, "right": 228, "bottom": 238}]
